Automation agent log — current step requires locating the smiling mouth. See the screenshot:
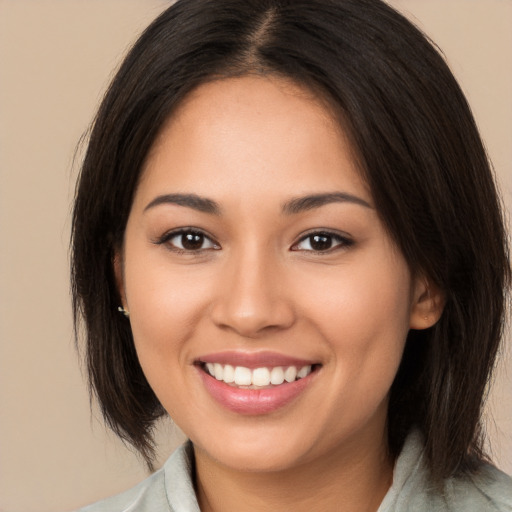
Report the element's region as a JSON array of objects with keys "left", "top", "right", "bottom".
[{"left": 198, "top": 362, "right": 321, "bottom": 389}]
